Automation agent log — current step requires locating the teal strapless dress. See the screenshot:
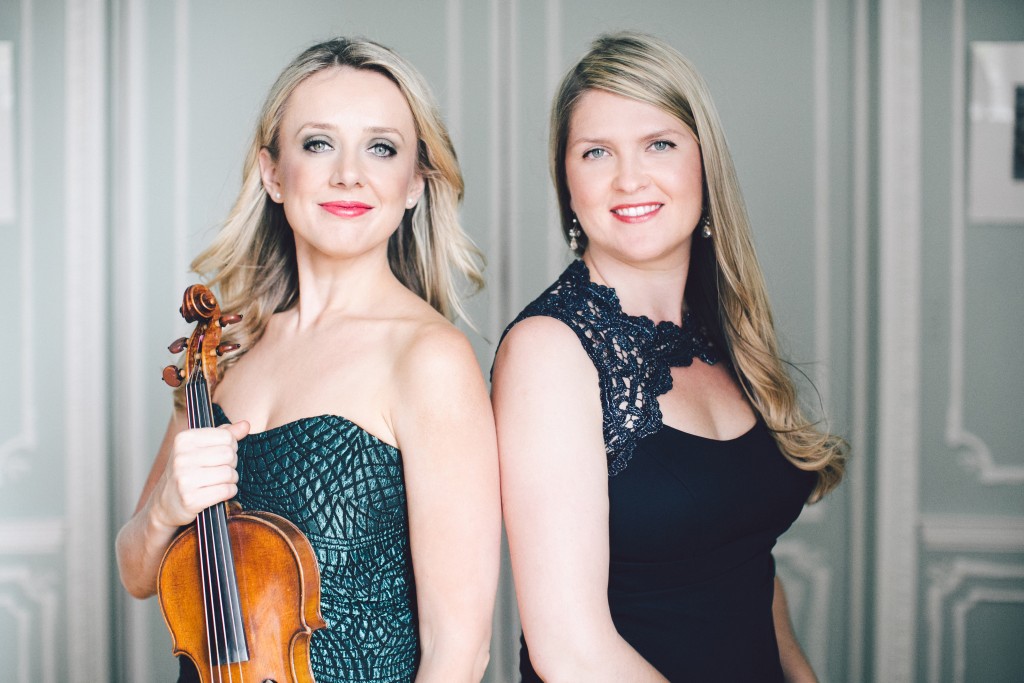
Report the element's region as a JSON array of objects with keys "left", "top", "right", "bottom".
[{"left": 199, "top": 405, "right": 418, "bottom": 682}]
